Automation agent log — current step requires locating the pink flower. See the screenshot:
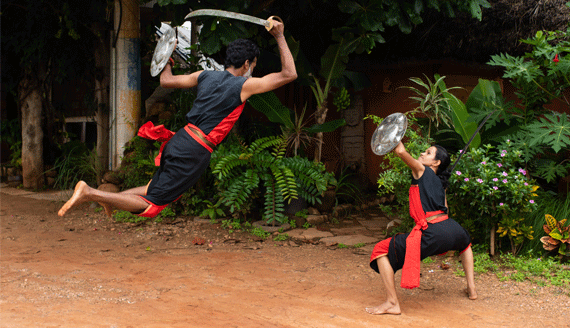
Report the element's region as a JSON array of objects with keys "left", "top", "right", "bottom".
[
  {"left": 499, "top": 203, "right": 504, "bottom": 206},
  {"left": 481, "top": 161, "right": 486, "bottom": 165},
  {"left": 493, "top": 186, "right": 498, "bottom": 190},
  {"left": 464, "top": 178, "right": 469, "bottom": 182},
  {"left": 502, "top": 179, "right": 508, "bottom": 183},
  {"left": 477, "top": 178, "right": 484, "bottom": 183},
  {"left": 502, "top": 172, "right": 508, "bottom": 176},
  {"left": 456, "top": 171, "right": 462, "bottom": 175},
  {"left": 518, "top": 168, "right": 526, "bottom": 175},
  {"left": 530, "top": 200, "right": 535, "bottom": 204},
  {"left": 501, "top": 153, "right": 506, "bottom": 157},
  {"left": 524, "top": 182, "right": 529, "bottom": 186},
  {"left": 497, "top": 163, "right": 503, "bottom": 168},
  {"left": 493, "top": 178, "right": 499, "bottom": 182}
]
